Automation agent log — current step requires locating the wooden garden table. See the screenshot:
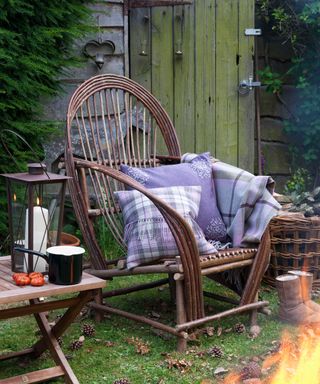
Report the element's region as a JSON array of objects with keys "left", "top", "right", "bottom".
[{"left": 0, "top": 256, "right": 106, "bottom": 384}]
